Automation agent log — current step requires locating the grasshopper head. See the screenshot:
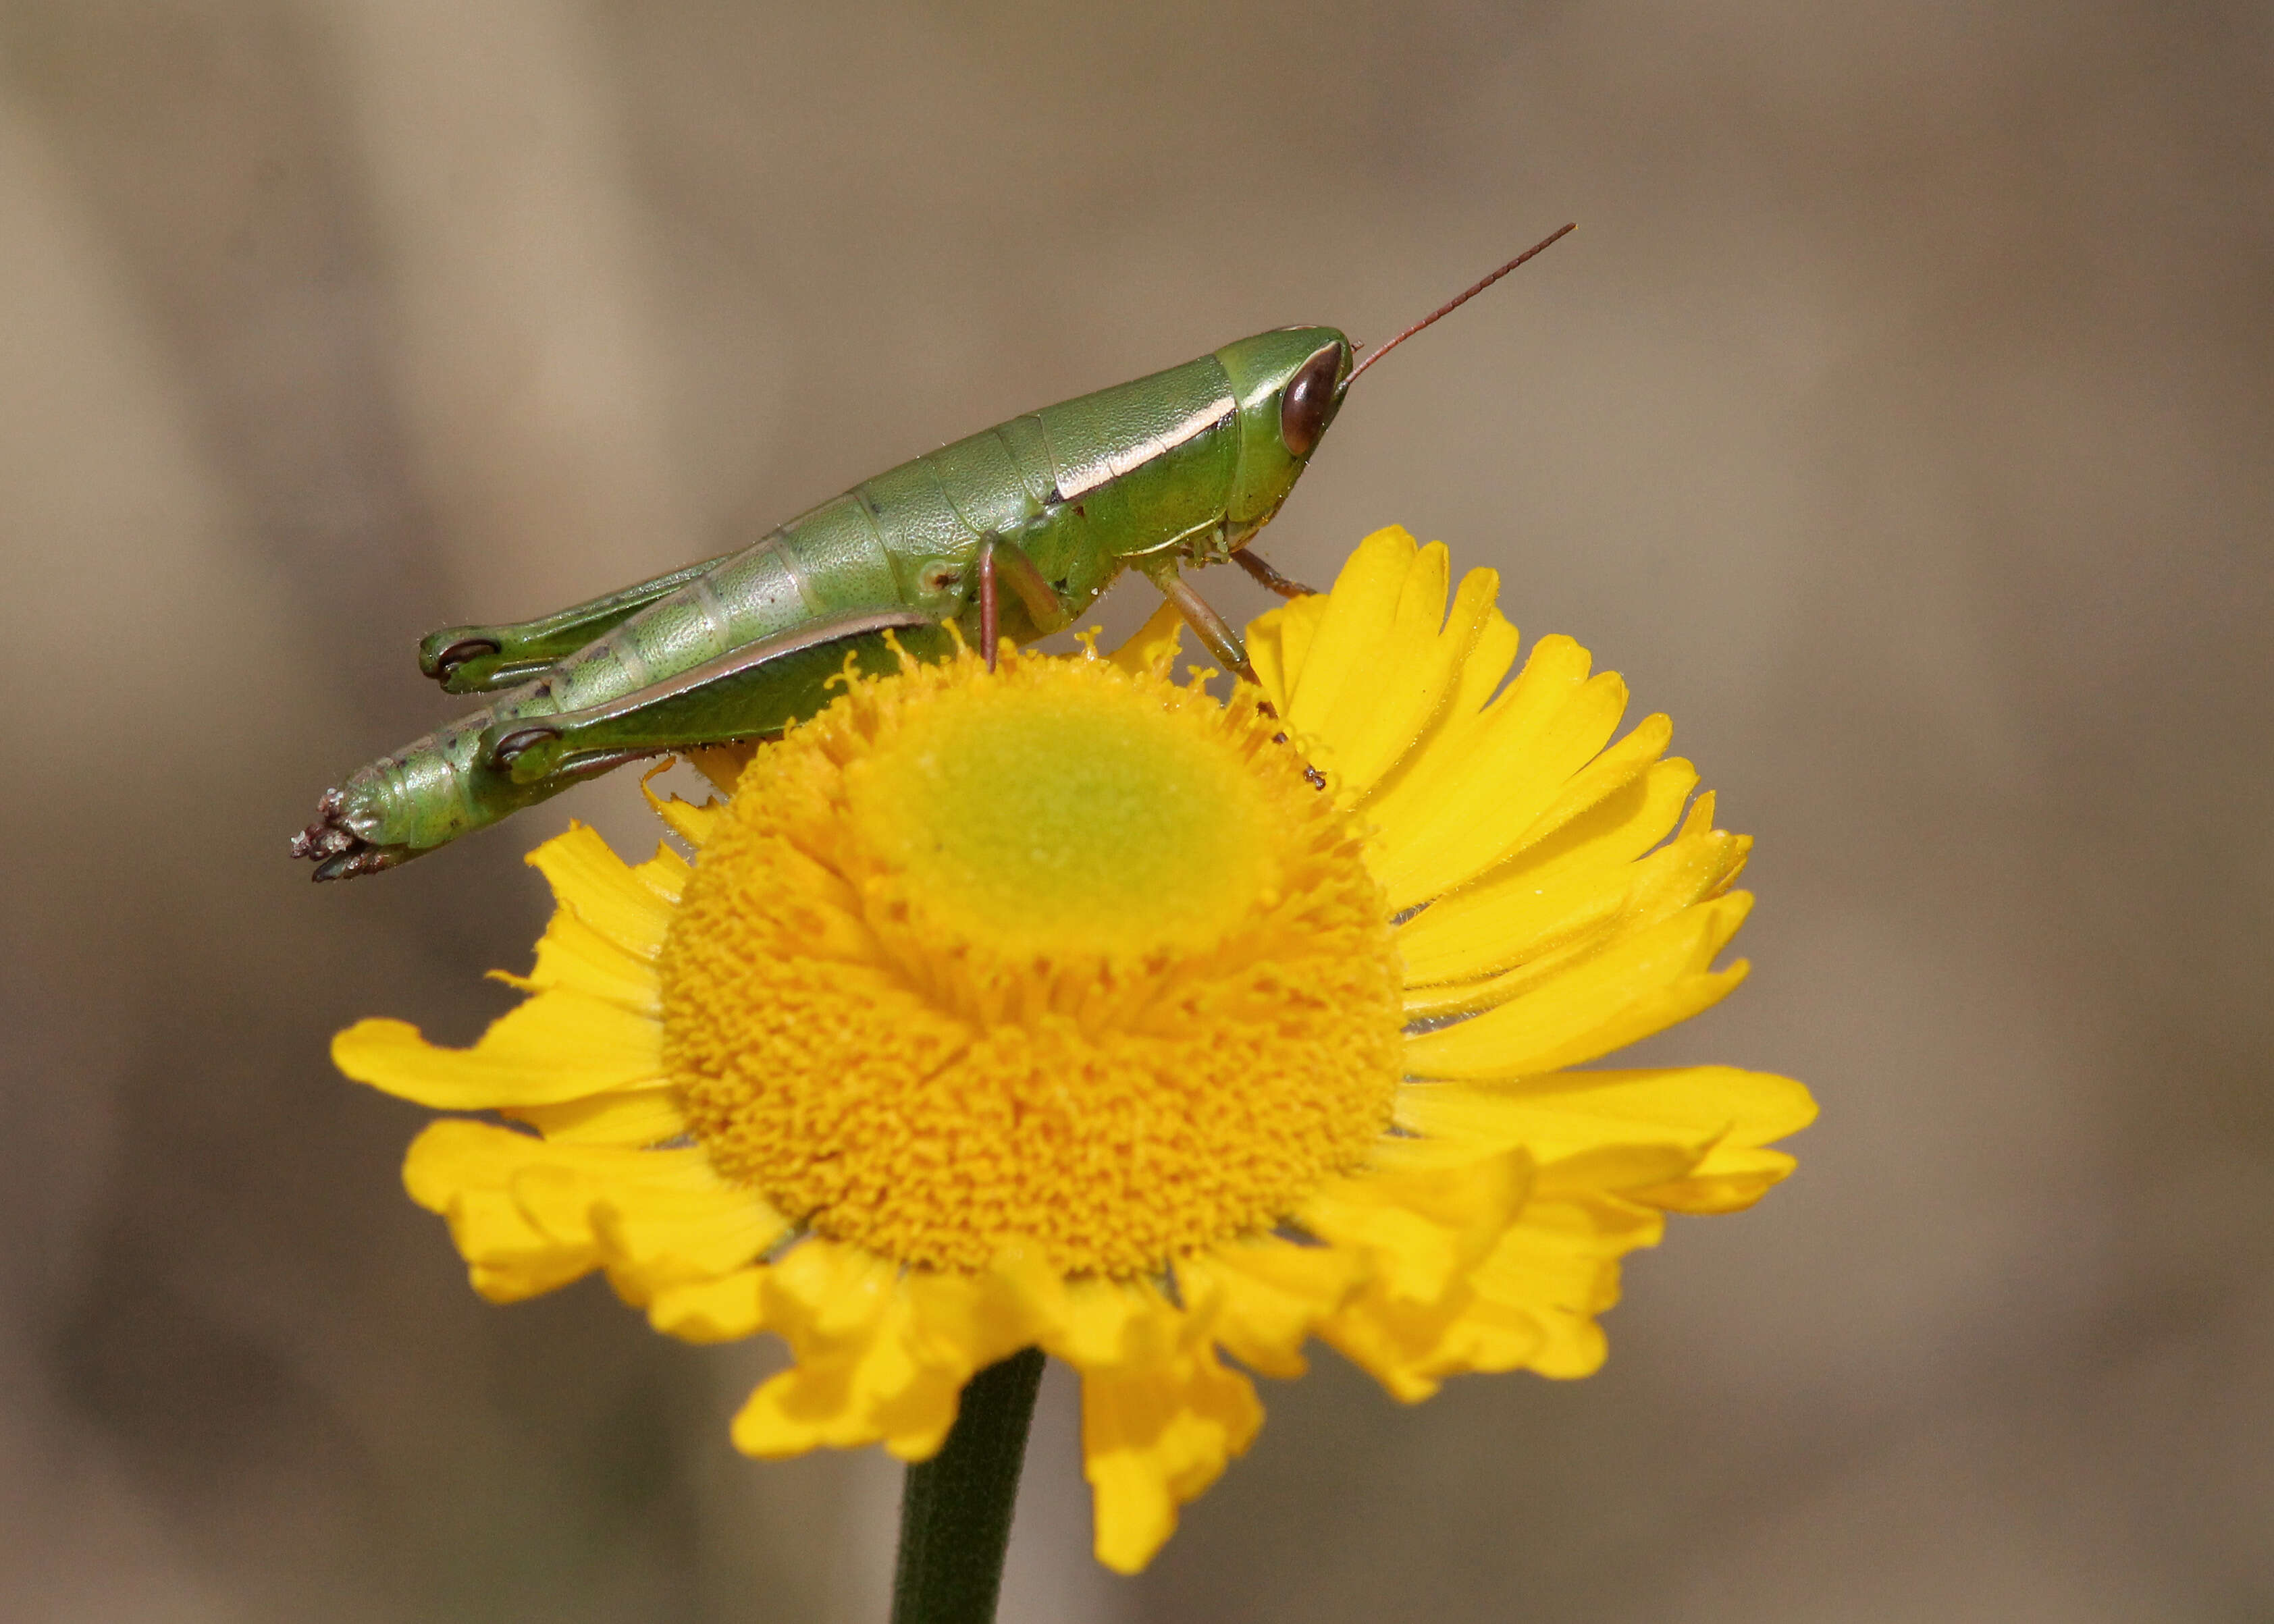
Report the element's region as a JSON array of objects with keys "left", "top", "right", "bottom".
[
  {"left": 1213, "top": 326, "right": 1353, "bottom": 533},
  {"left": 1207, "top": 227, "right": 1577, "bottom": 547}
]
